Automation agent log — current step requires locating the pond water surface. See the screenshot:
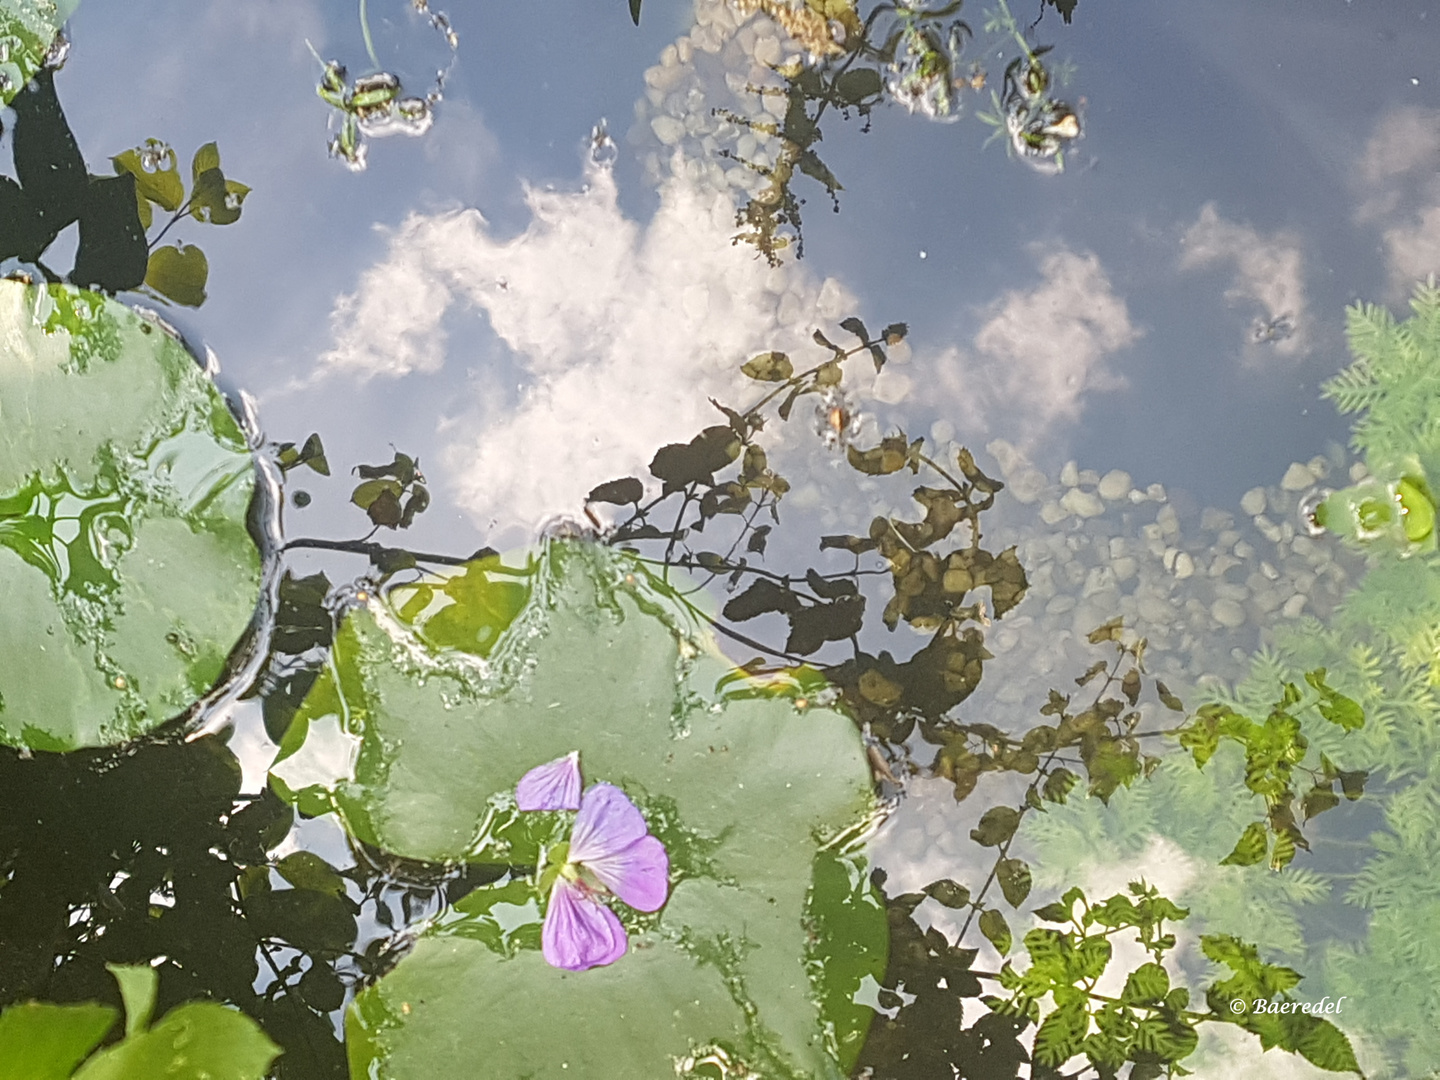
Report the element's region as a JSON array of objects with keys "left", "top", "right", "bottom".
[{"left": 4, "top": 1, "right": 1440, "bottom": 1078}]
